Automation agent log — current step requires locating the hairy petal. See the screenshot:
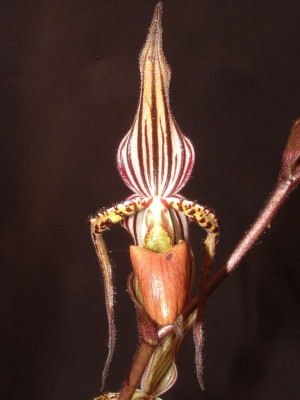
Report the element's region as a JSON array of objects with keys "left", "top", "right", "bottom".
[{"left": 90, "top": 233, "right": 116, "bottom": 391}]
